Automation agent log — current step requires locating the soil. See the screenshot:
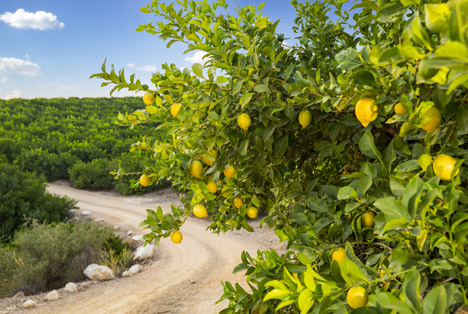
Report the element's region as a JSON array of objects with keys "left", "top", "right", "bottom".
[{"left": 0, "top": 182, "right": 282, "bottom": 314}]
